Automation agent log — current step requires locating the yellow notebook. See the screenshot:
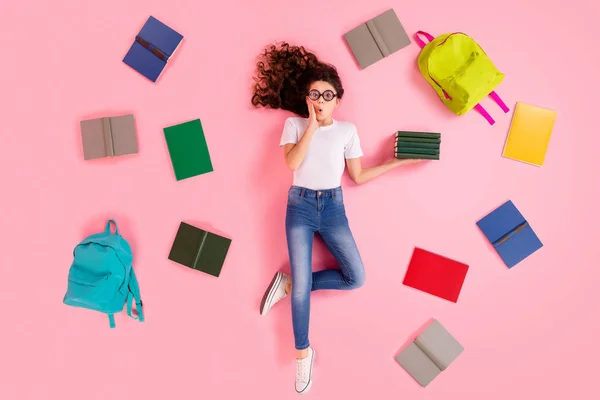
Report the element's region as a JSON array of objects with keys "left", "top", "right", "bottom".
[{"left": 502, "top": 102, "right": 557, "bottom": 166}]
